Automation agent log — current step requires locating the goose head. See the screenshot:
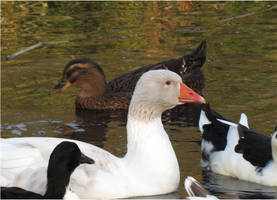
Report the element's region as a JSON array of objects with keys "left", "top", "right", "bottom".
[
  {"left": 128, "top": 70, "right": 205, "bottom": 121},
  {"left": 54, "top": 58, "right": 107, "bottom": 97}
]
